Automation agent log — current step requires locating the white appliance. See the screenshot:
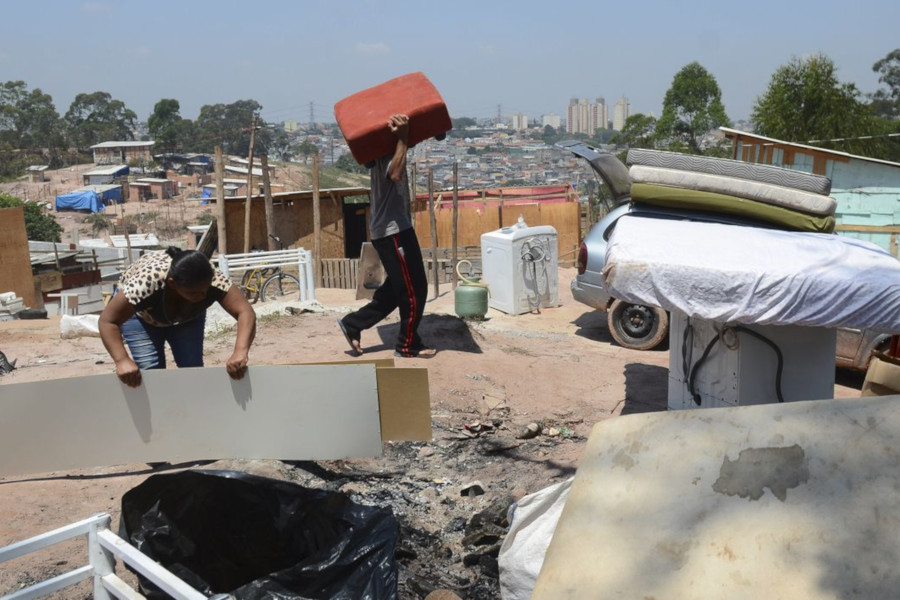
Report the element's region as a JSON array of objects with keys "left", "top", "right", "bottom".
[
  {"left": 667, "top": 310, "right": 837, "bottom": 410},
  {"left": 480, "top": 220, "right": 558, "bottom": 316}
]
